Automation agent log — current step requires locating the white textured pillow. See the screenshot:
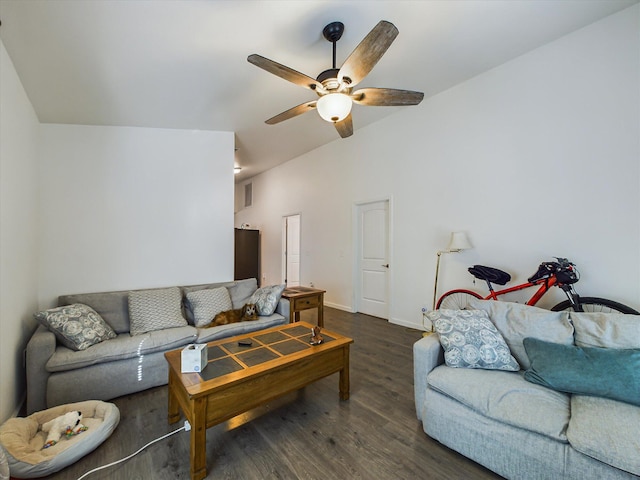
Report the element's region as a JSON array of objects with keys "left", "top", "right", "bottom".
[
  {"left": 249, "top": 284, "right": 285, "bottom": 316},
  {"left": 186, "top": 287, "right": 232, "bottom": 327},
  {"left": 428, "top": 309, "right": 520, "bottom": 371},
  {"left": 128, "top": 287, "right": 187, "bottom": 336}
]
